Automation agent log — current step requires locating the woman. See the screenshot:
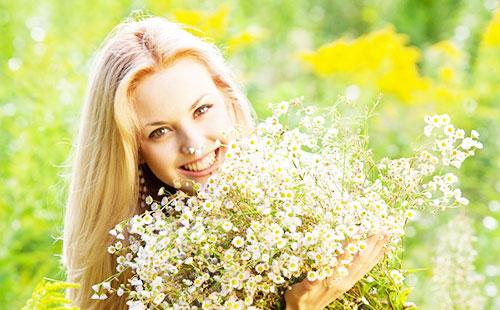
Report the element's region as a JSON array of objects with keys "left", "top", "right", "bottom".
[{"left": 63, "top": 16, "right": 388, "bottom": 309}]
